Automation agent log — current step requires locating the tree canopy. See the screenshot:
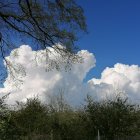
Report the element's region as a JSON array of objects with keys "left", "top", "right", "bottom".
[
  {"left": 0, "top": 0, "right": 86, "bottom": 66},
  {"left": 0, "top": 95, "right": 140, "bottom": 140},
  {"left": 0, "top": 0, "right": 87, "bottom": 84}
]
